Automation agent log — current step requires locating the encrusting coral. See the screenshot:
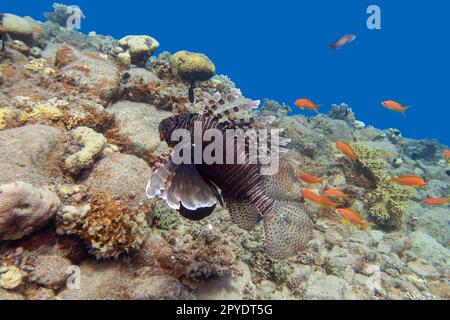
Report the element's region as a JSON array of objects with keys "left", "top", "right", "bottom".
[
  {"left": 56, "top": 192, "right": 150, "bottom": 259},
  {"left": 64, "top": 126, "right": 107, "bottom": 175},
  {"left": 352, "top": 142, "right": 416, "bottom": 229},
  {"left": 0, "top": 181, "right": 61, "bottom": 241},
  {"left": 152, "top": 200, "right": 180, "bottom": 230}
]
